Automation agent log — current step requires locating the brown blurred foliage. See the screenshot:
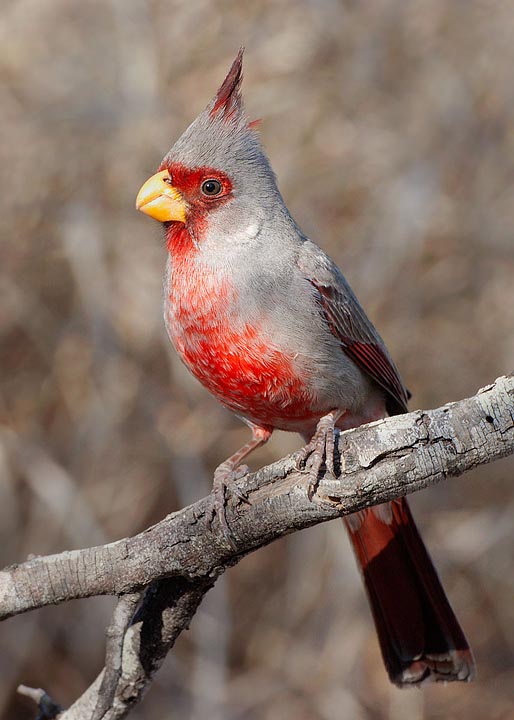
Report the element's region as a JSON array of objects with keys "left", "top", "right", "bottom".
[{"left": 1, "top": 1, "right": 513, "bottom": 719}]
